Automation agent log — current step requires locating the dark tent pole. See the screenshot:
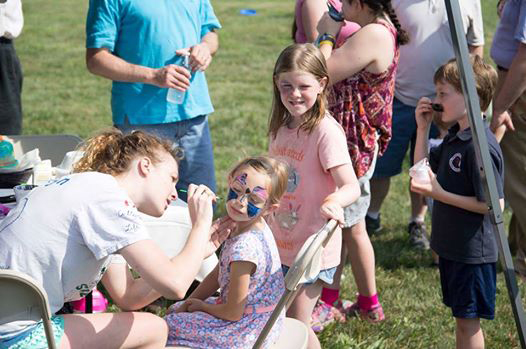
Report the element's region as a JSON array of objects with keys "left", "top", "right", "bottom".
[{"left": 444, "top": 1, "right": 526, "bottom": 346}]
